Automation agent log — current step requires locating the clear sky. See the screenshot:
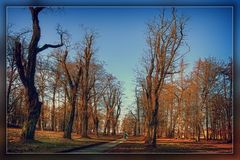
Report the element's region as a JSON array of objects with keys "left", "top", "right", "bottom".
[{"left": 7, "top": 7, "right": 232, "bottom": 118}]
